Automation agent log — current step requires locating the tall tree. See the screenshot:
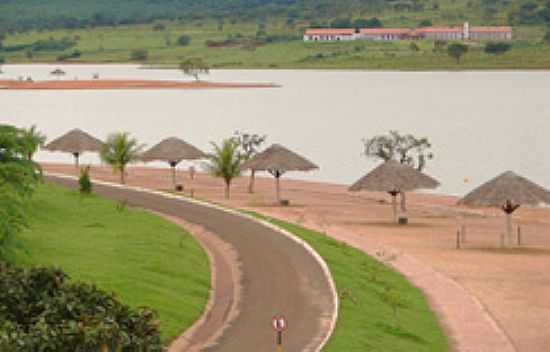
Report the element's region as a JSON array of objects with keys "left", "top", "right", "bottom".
[
  {"left": 100, "top": 132, "right": 143, "bottom": 184},
  {"left": 232, "top": 131, "right": 267, "bottom": 193},
  {"left": 205, "top": 139, "right": 242, "bottom": 199},
  {"left": 179, "top": 58, "right": 210, "bottom": 81},
  {"left": 21, "top": 125, "right": 46, "bottom": 161}
]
